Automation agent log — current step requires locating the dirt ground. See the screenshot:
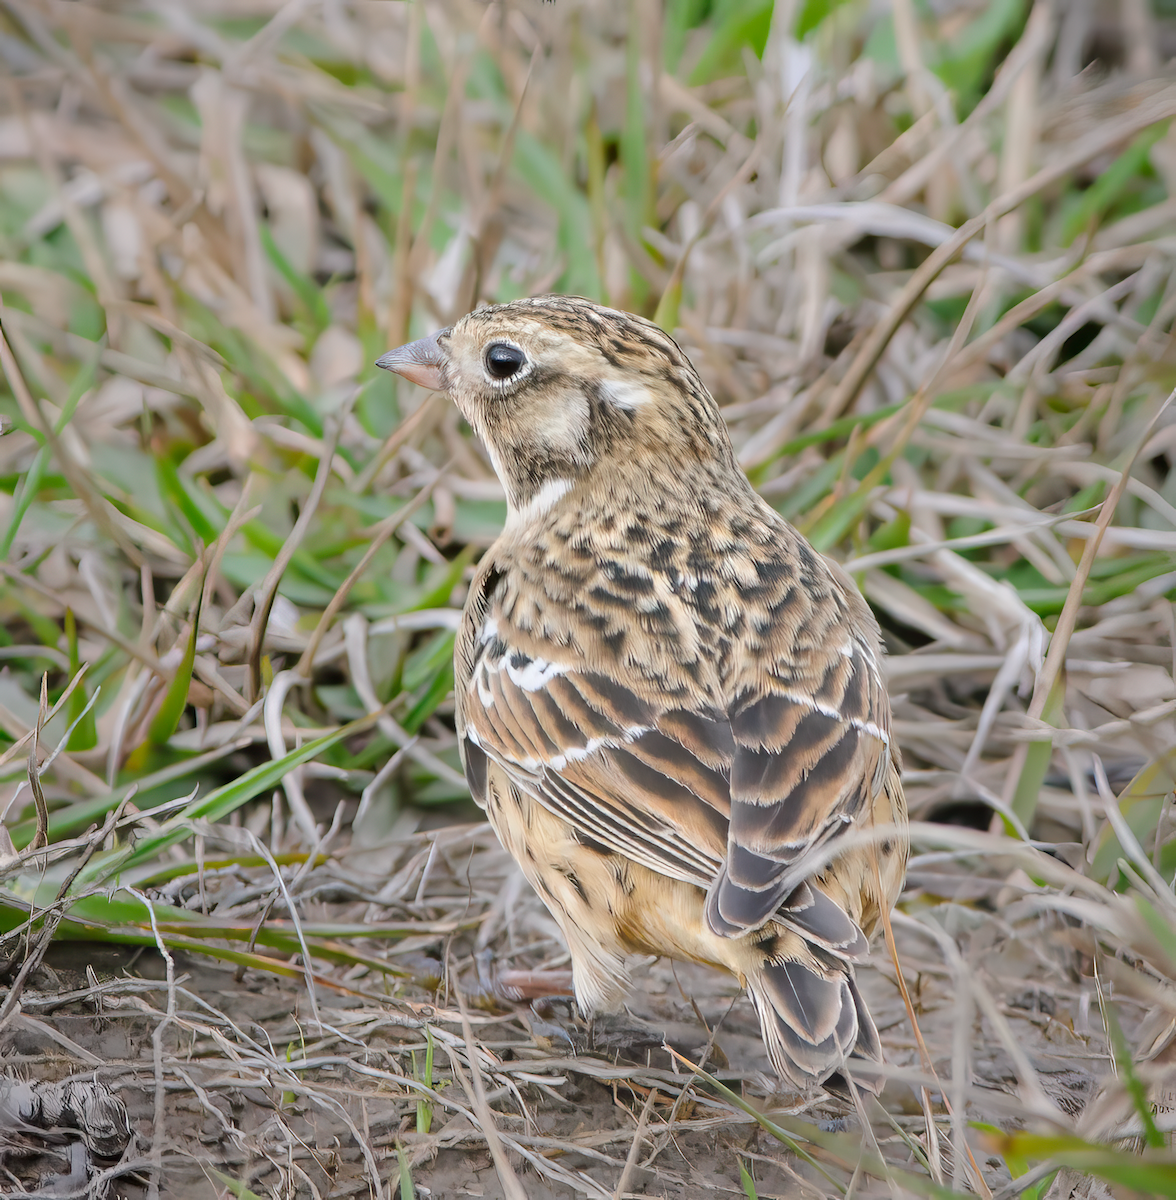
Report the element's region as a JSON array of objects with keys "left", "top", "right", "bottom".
[{"left": 0, "top": 822, "right": 1128, "bottom": 1200}]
